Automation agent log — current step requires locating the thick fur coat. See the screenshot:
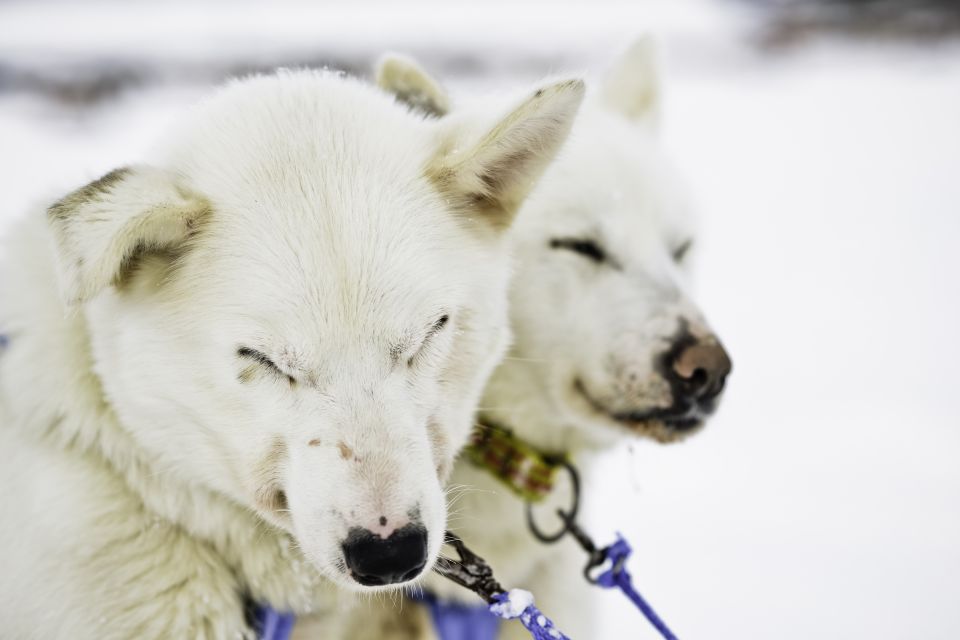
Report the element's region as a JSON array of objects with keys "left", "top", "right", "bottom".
[{"left": 0, "top": 70, "right": 584, "bottom": 638}]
